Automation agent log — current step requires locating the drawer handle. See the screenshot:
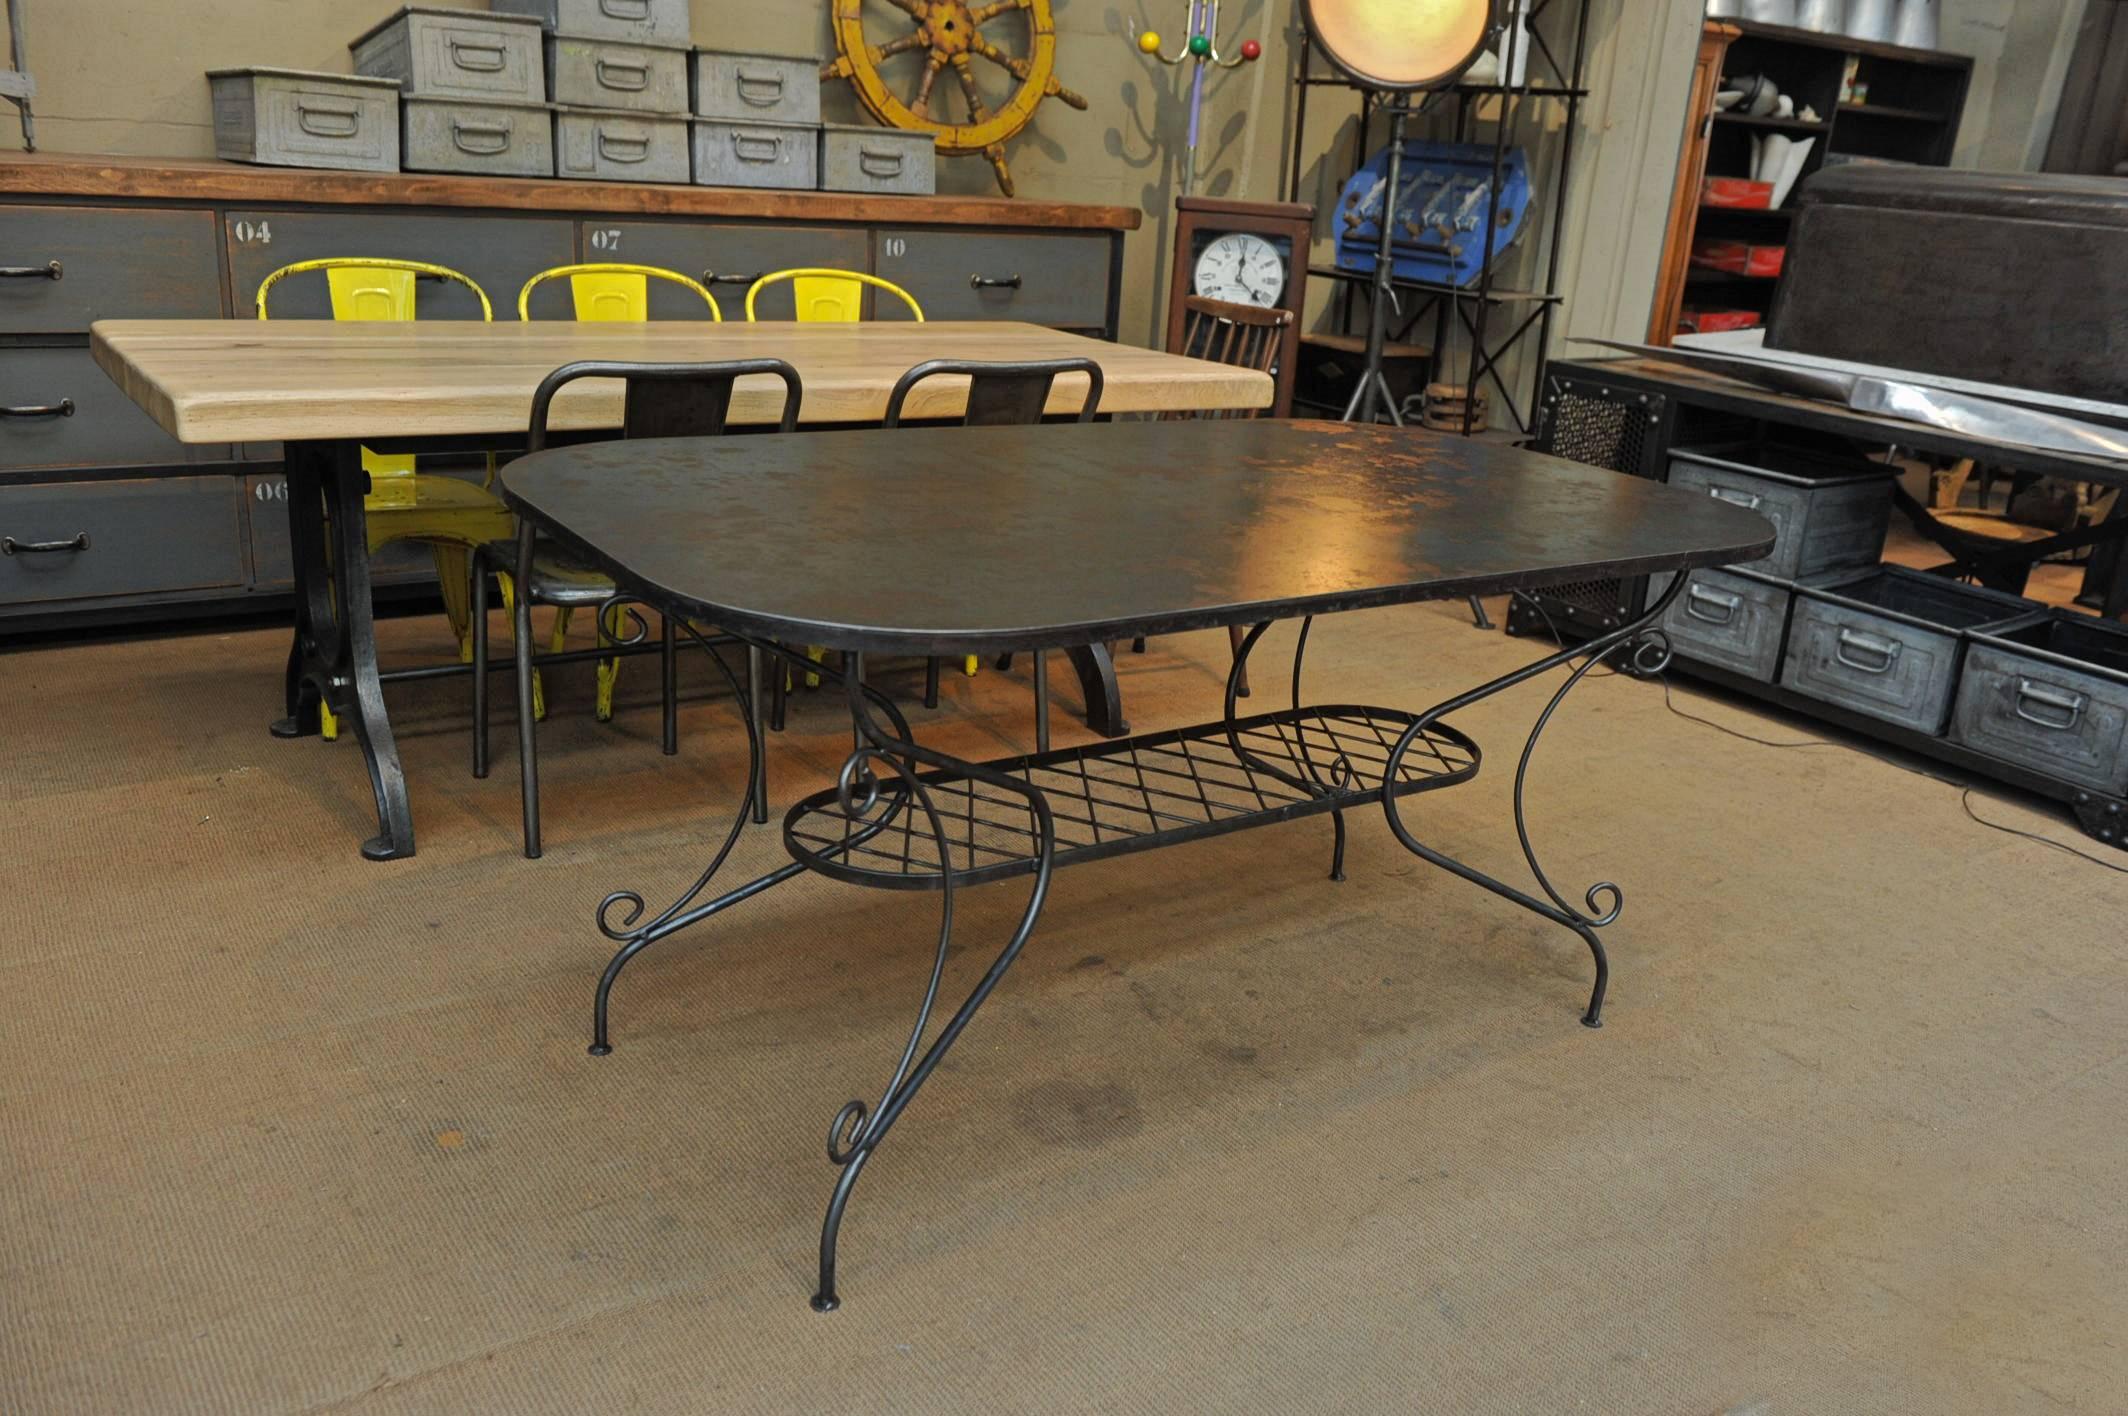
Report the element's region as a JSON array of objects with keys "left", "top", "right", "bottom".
[
  {"left": 1684, "top": 585, "right": 1741, "bottom": 626},
  {"left": 731, "top": 131, "right": 782, "bottom": 164},
  {"left": 1707, "top": 485, "right": 1763, "bottom": 511},
  {"left": 600, "top": 0, "right": 651, "bottom": 17},
  {"left": 2014, "top": 679, "right": 2086, "bottom": 732},
  {"left": 448, "top": 38, "right": 509, "bottom": 73},
  {"left": 859, "top": 147, "right": 905, "bottom": 178},
  {"left": 597, "top": 130, "right": 651, "bottom": 163},
  {"left": 1833, "top": 628, "right": 1901, "bottom": 675},
  {"left": 296, "top": 98, "right": 362, "bottom": 139},
  {"left": 596, "top": 58, "right": 651, "bottom": 92},
  {"left": 452, "top": 117, "right": 513, "bottom": 155},
  {"left": 970, "top": 273, "right": 1023, "bottom": 290},
  {"left": 3, "top": 532, "right": 90, "bottom": 556},
  {"left": 0, "top": 397, "right": 74, "bottom": 419},
  {"left": 702, "top": 270, "right": 763, "bottom": 287},
  {"left": 0, "top": 260, "right": 62, "bottom": 280},
  {"left": 736, "top": 68, "right": 787, "bottom": 106}
]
